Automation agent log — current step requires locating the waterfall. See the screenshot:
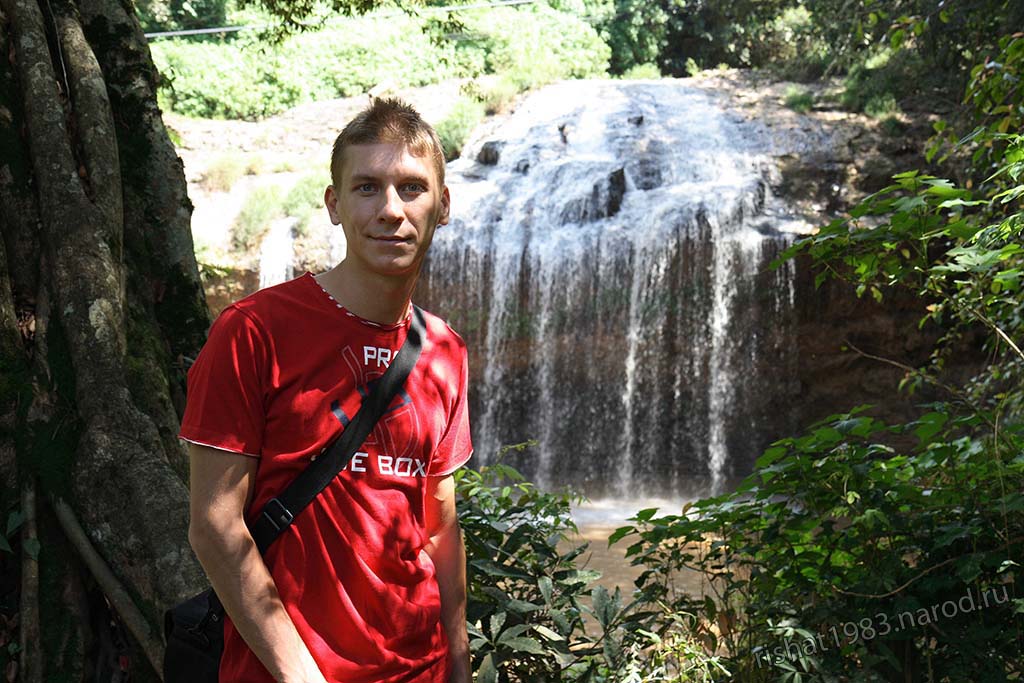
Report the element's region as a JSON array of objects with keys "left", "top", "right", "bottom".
[
  {"left": 421, "top": 79, "right": 808, "bottom": 499},
  {"left": 259, "top": 217, "right": 297, "bottom": 290}
]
